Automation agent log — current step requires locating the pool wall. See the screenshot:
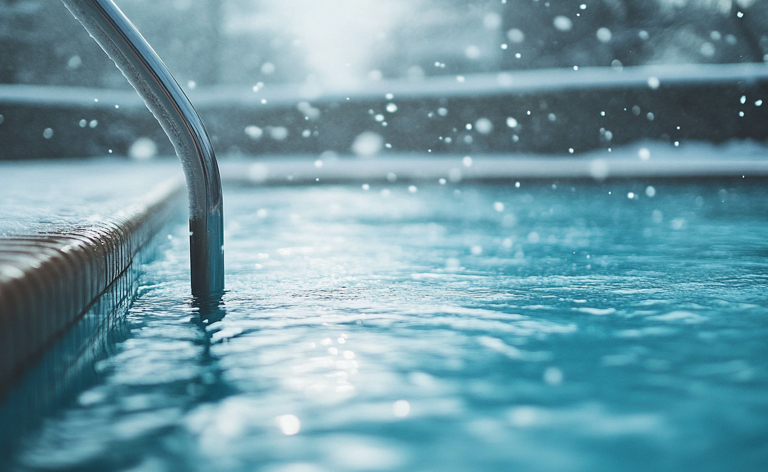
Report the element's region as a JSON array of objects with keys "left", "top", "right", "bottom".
[
  {"left": 0, "top": 257, "right": 138, "bottom": 461},
  {"left": 0, "top": 177, "right": 184, "bottom": 396},
  {"left": 2, "top": 63, "right": 768, "bottom": 160}
]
